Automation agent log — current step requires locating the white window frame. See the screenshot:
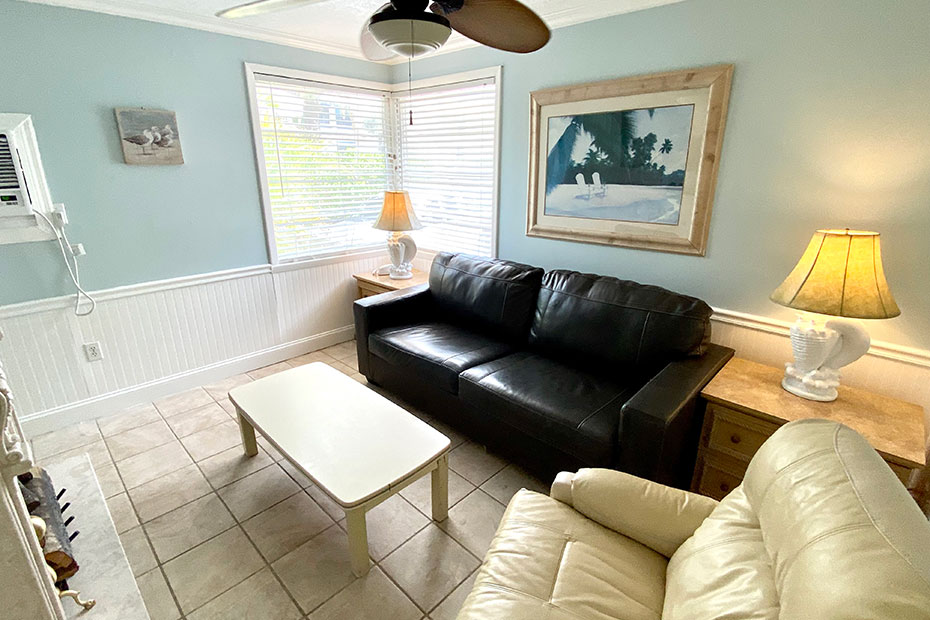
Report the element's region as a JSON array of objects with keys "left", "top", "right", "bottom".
[{"left": 245, "top": 62, "right": 501, "bottom": 268}]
